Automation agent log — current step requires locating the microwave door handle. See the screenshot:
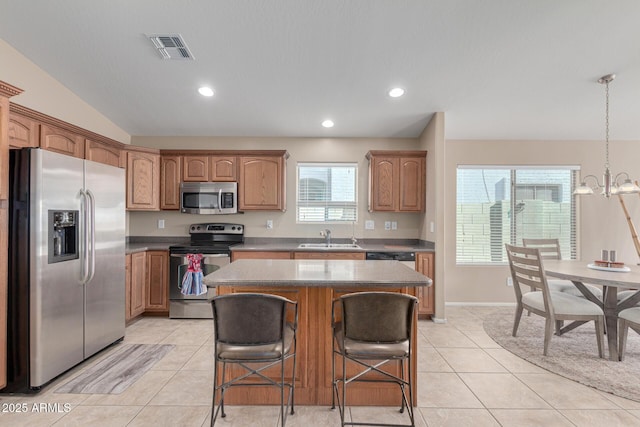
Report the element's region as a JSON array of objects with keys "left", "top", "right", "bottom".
[{"left": 218, "top": 189, "right": 222, "bottom": 212}]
